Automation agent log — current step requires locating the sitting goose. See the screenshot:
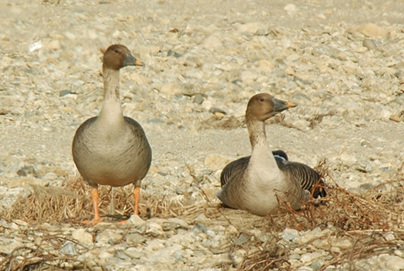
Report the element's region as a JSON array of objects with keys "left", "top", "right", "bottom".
[
  {"left": 221, "top": 149, "right": 327, "bottom": 199},
  {"left": 72, "top": 44, "right": 152, "bottom": 224},
  {"left": 216, "top": 93, "right": 311, "bottom": 216}
]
